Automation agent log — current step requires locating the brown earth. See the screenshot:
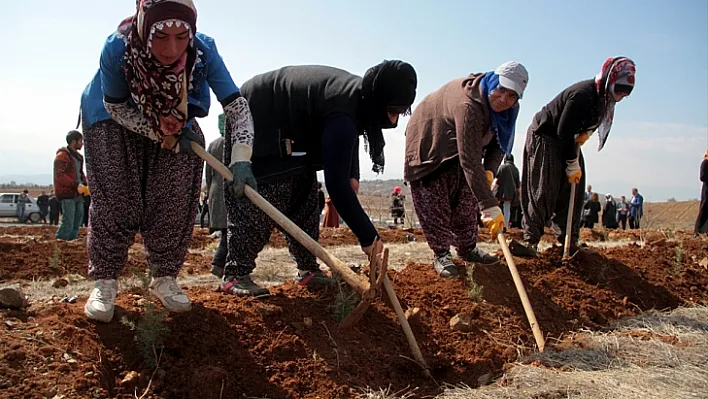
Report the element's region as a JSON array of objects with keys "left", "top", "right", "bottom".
[
  {"left": 0, "top": 226, "right": 427, "bottom": 282},
  {"left": 1, "top": 226, "right": 707, "bottom": 398}
]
